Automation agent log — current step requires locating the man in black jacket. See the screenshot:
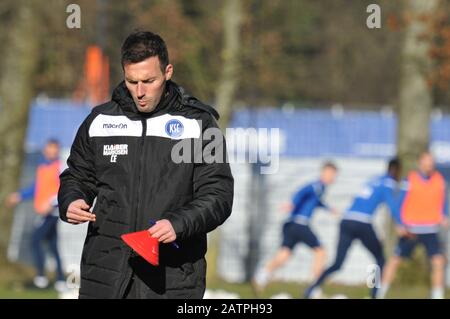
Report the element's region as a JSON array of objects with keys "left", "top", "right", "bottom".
[{"left": 58, "top": 31, "right": 234, "bottom": 299}]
